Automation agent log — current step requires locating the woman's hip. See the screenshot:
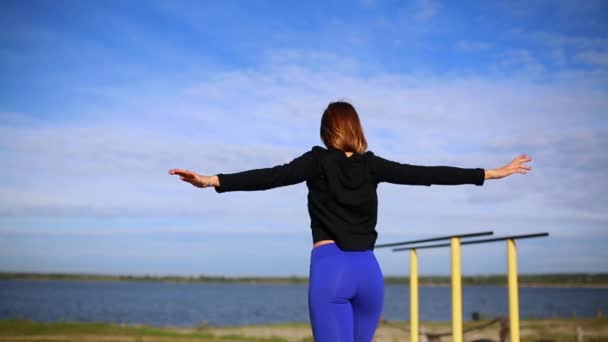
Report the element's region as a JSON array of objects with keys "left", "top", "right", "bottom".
[{"left": 309, "top": 242, "right": 381, "bottom": 275}]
